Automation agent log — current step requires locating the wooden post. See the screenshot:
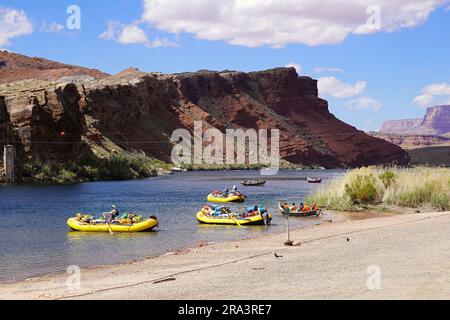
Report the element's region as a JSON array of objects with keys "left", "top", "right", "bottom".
[{"left": 3, "top": 145, "right": 15, "bottom": 183}]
